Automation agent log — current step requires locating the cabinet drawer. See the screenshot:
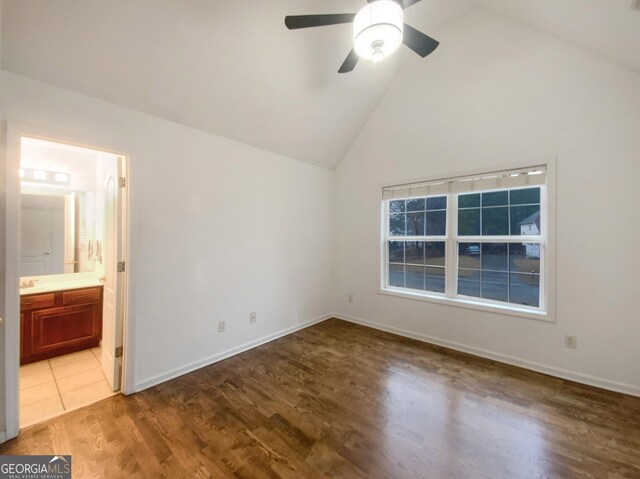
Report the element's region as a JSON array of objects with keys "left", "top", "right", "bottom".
[
  {"left": 62, "top": 287, "right": 102, "bottom": 306},
  {"left": 20, "top": 293, "right": 55, "bottom": 311}
]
